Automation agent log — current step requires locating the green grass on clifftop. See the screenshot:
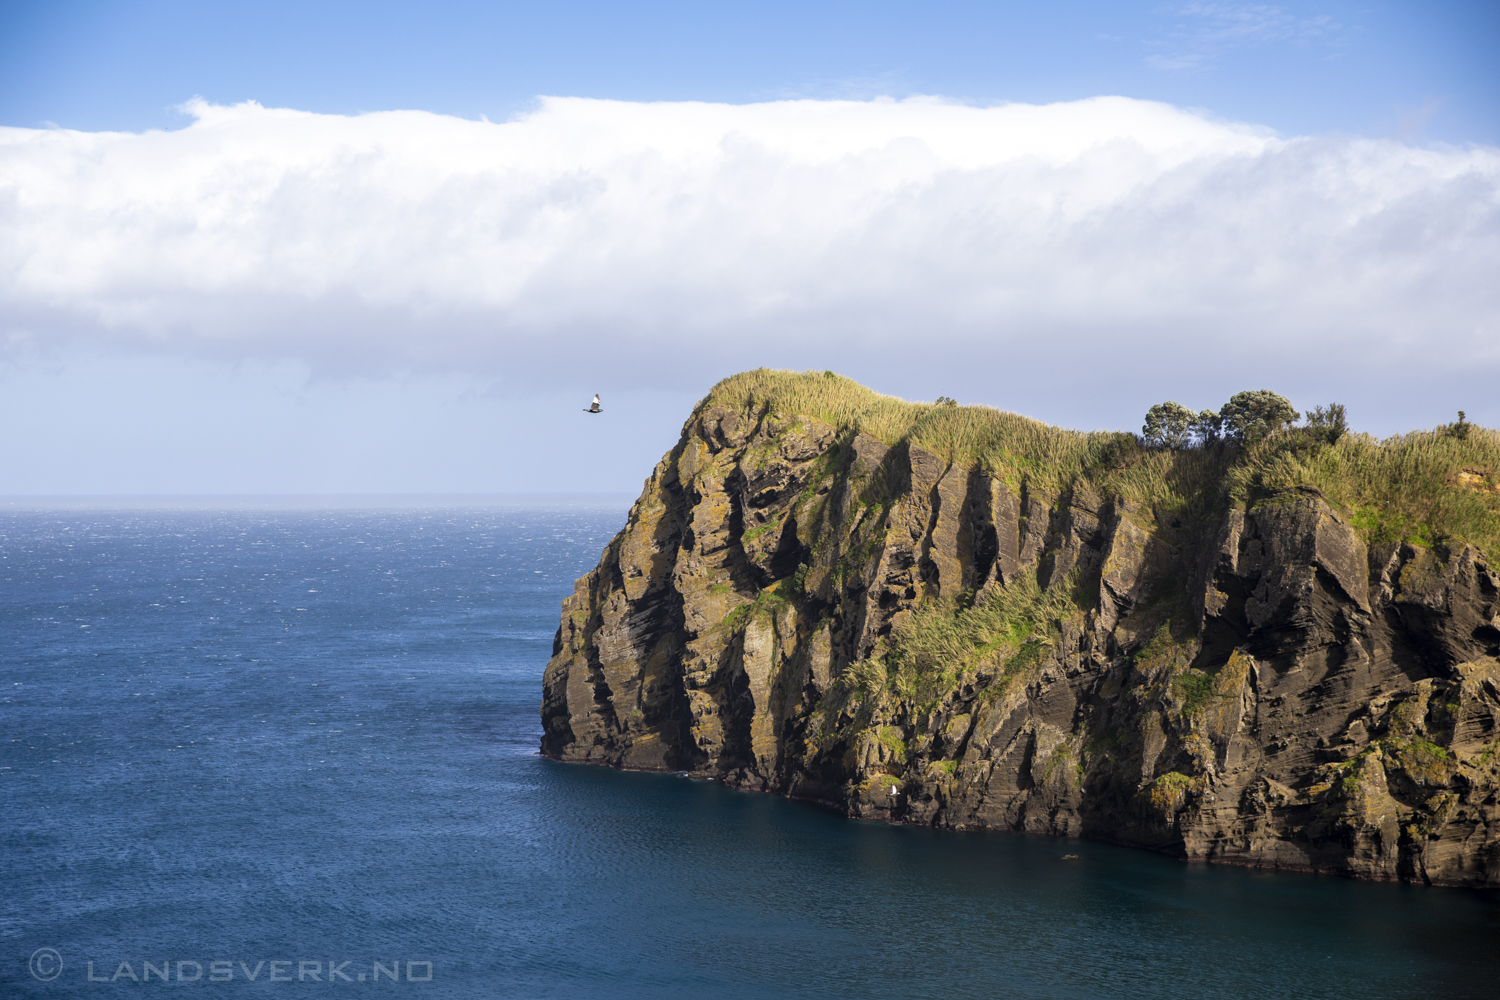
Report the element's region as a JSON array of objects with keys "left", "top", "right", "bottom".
[
  {"left": 699, "top": 369, "right": 1500, "bottom": 562},
  {"left": 1230, "top": 428, "right": 1500, "bottom": 559},
  {"left": 702, "top": 368, "right": 1142, "bottom": 497}
]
